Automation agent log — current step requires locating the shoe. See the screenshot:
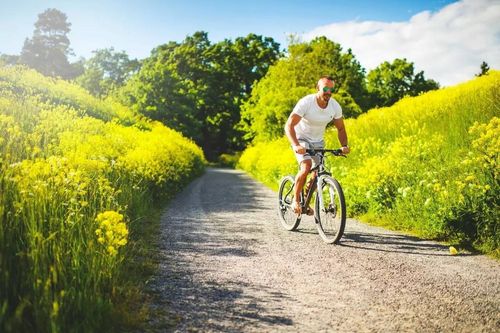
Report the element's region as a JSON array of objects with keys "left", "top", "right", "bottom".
[{"left": 305, "top": 207, "right": 314, "bottom": 216}]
